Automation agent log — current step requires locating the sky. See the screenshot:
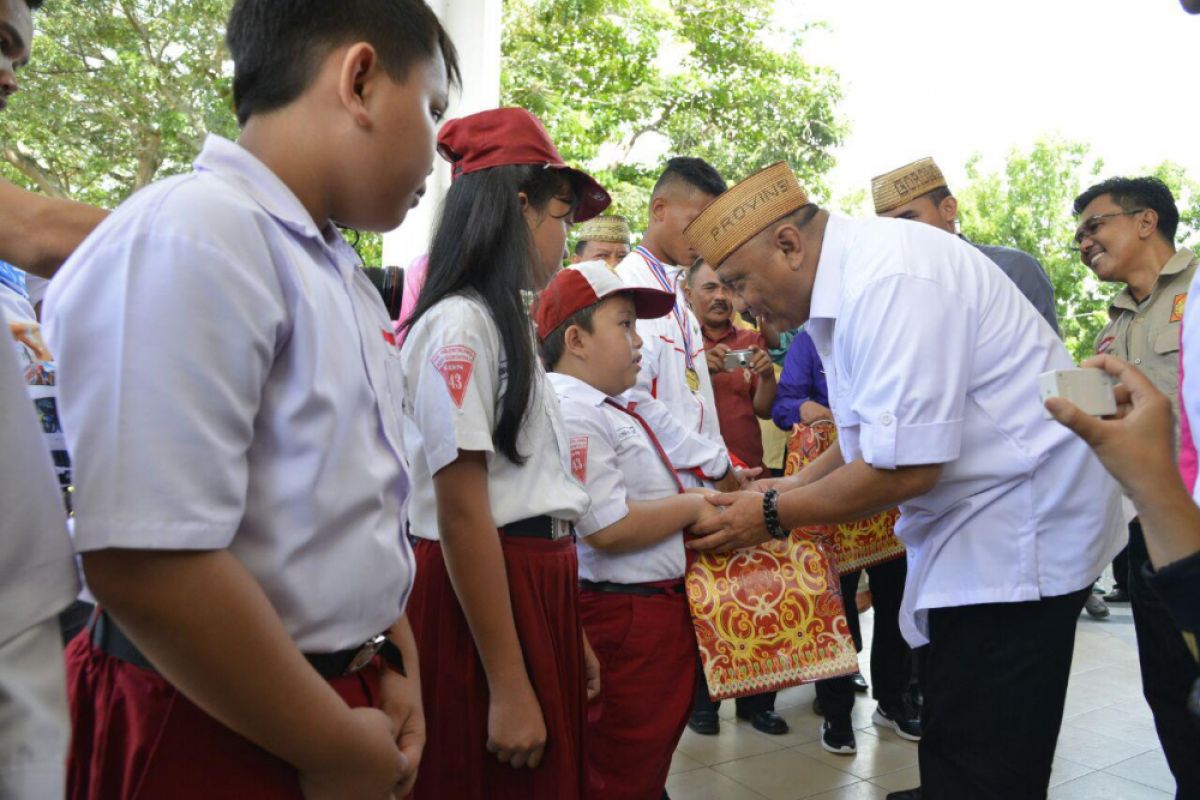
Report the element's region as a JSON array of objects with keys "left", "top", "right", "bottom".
[{"left": 783, "top": 0, "right": 1200, "bottom": 207}]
